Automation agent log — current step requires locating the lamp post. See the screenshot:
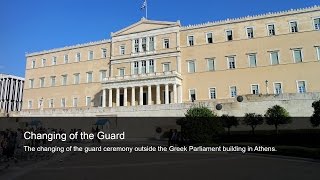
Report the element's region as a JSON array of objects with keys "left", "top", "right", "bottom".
[{"left": 265, "top": 80, "right": 269, "bottom": 95}]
